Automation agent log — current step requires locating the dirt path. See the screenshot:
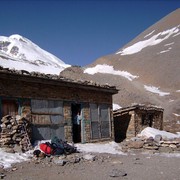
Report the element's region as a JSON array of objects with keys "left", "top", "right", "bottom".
[{"left": 2, "top": 151, "right": 180, "bottom": 180}]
